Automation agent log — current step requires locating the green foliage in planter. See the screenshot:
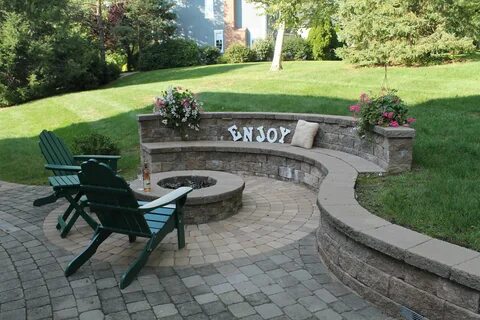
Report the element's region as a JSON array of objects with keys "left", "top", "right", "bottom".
[
  {"left": 307, "top": 18, "right": 340, "bottom": 60},
  {"left": 224, "top": 44, "right": 255, "bottom": 63},
  {"left": 252, "top": 38, "right": 274, "bottom": 61},
  {"left": 73, "top": 133, "right": 120, "bottom": 156},
  {"left": 282, "top": 36, "right": 312, "bottom": 61},
  {"left": 335, "top": 0, "right": 475, "bottom": 66}
]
